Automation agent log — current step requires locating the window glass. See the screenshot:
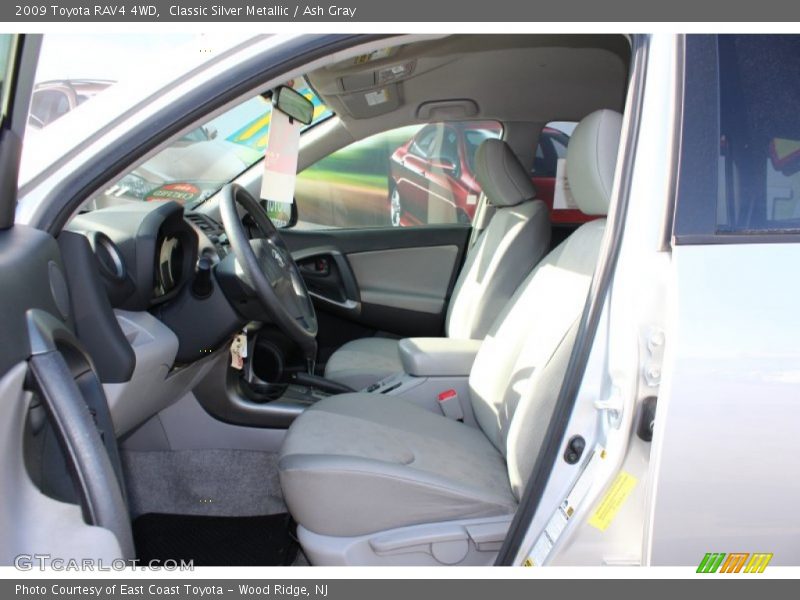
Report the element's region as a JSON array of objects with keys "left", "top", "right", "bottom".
[
  {"left": 295, "top": 121, "right": 502, "bottom": 229},
  {"left": 717, "top": 35, "right": 800, "bottom": 232},
  {"left": 82, "top": 82, "right": 331, "bottom": 211},
  {"left": 0, "top": 34, "right": 13, "bottom": 122}
]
